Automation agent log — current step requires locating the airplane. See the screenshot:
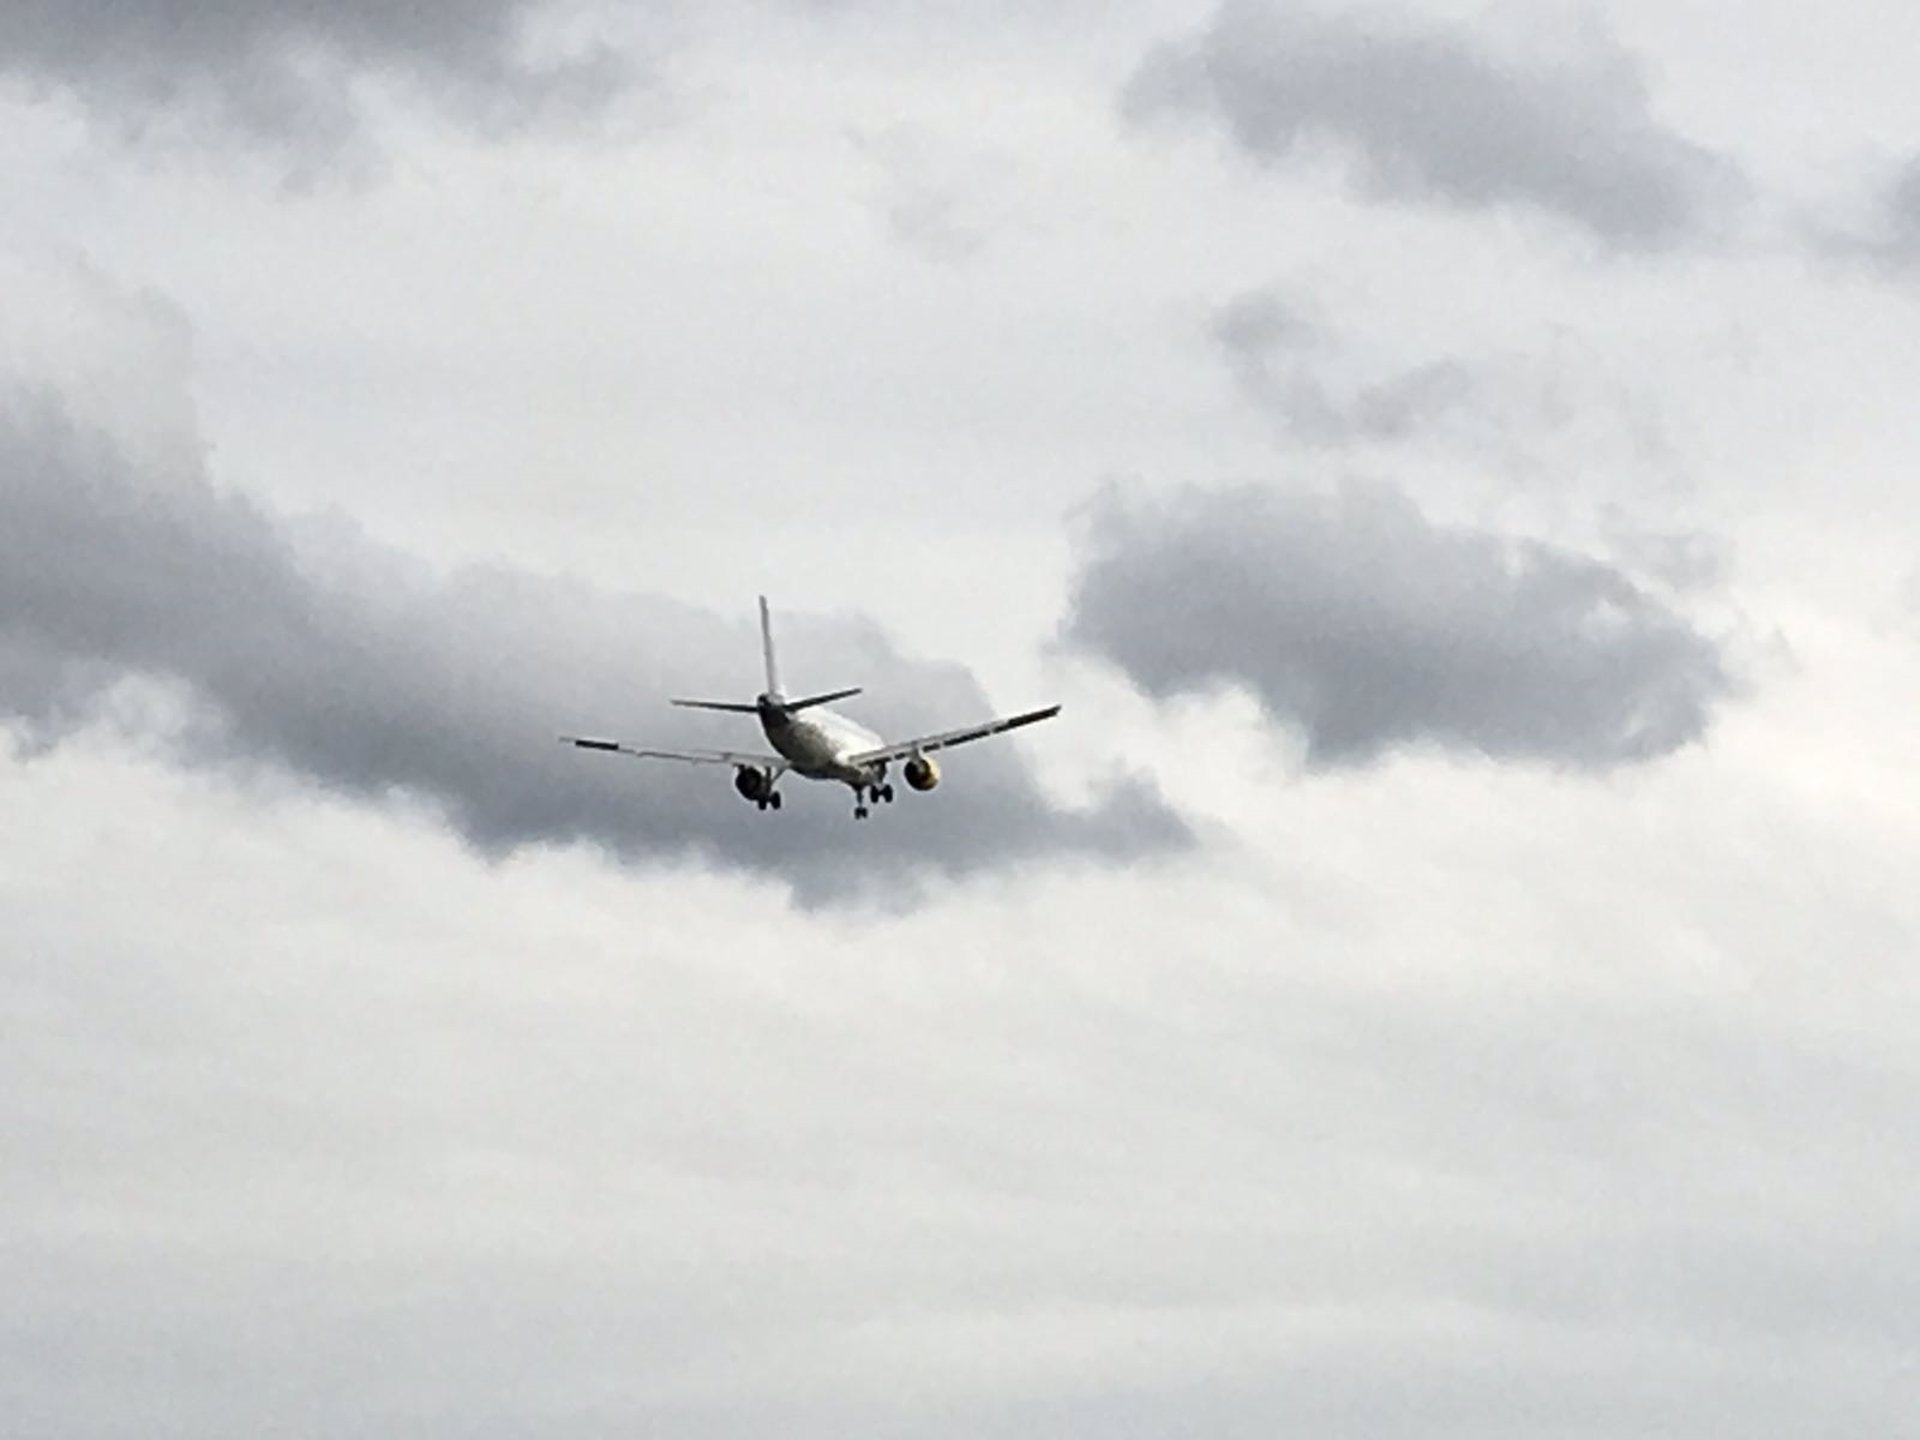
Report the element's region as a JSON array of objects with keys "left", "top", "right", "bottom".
[{"left": 560, "top": 596, "right": 1061, "bottom": 819}]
